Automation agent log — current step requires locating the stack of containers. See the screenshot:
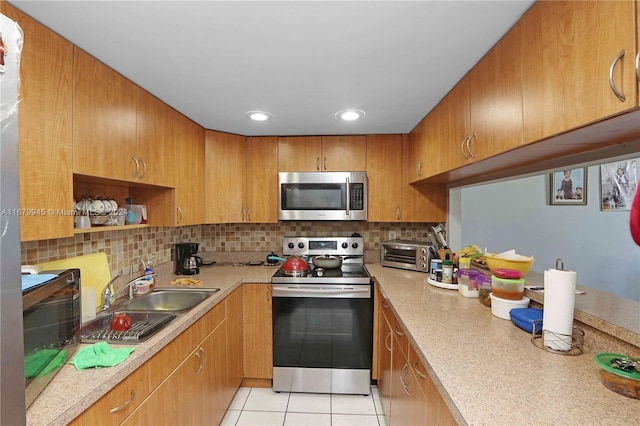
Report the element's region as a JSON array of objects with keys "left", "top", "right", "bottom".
[
  {"left": 477, "top": 273, "right": 492, "bottom": 306},
  {"left": 489, "top": 268, "right": 530, "bottom": 319}
]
